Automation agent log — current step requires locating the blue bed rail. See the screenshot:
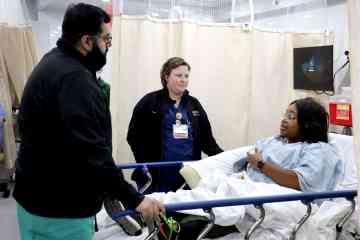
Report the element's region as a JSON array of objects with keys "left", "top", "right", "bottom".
[
  {"left": 111, "top": 190, "right": 357, "bottom": 220},
  {"left": 116, "top": 161, "right": 184, "bottom": 169}
]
